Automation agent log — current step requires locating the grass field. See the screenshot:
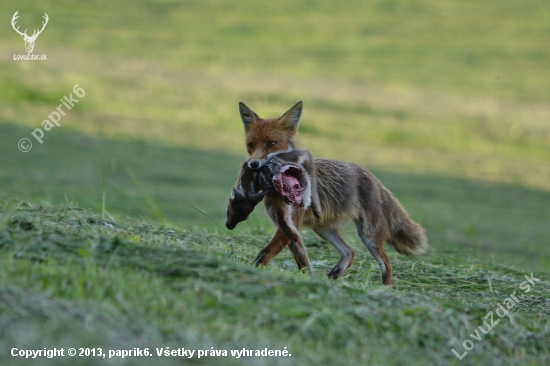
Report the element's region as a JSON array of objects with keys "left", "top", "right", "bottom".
[
  {"left": 1, "top": 0, "right": 550, "bottom": 364},
  {"left": 1, "top": 201, "right": 549, "bottom": 365}
]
